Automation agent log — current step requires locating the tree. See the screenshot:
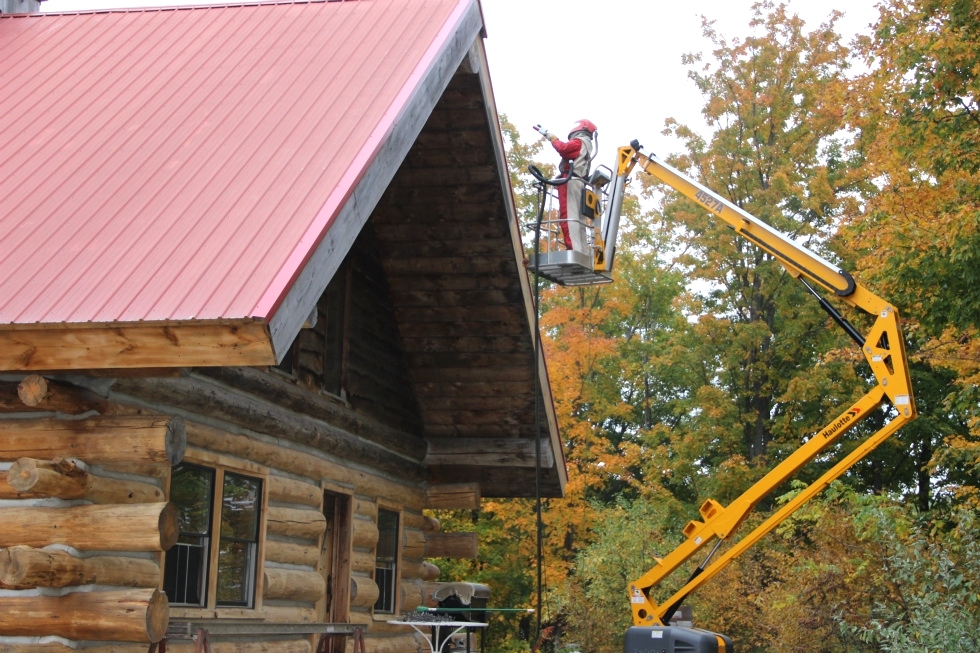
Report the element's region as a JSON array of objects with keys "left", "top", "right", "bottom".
[
  {"left": 839, "top": 497, "right": 980, "bottom": 653},
  {"left": 847, "top": 0, "right": 980, "bottom": 506},
  {"left": 653, "top": 1, "right": 863, "bottom": 504}
]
